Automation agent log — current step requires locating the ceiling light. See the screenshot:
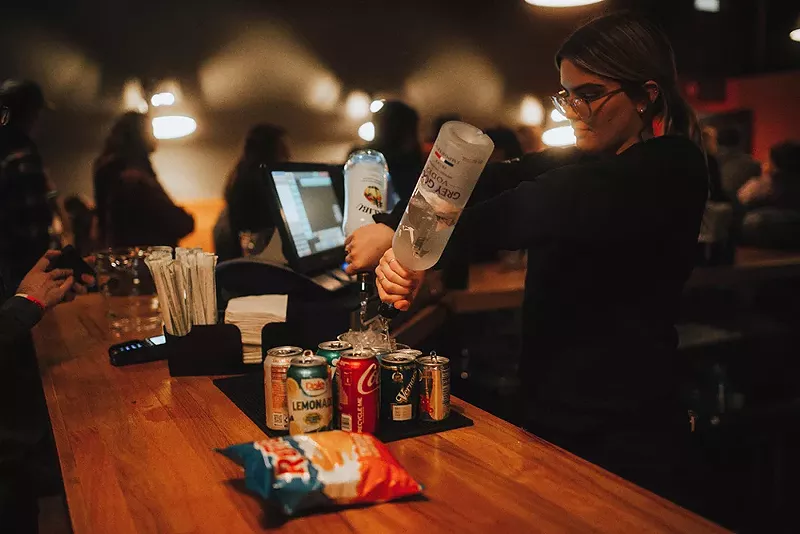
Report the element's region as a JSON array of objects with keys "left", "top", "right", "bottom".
[
  {"left": 151, "top": 92, "right": 176, "bottom": 107},
  {"left": 358, "top": 121, "right": 375, "bottom": 142},
  {"left": 550, "top": 108, "right": 568, "bottom": 122},
  {"left": 694, "top": 0, "right": 720, "bottom": 13},
  {"left": 520, "top": 96, "right": 544, "bottom": 126},
  {"left": 370, "top": 99, "right": 385, "bottom": 113},
  {"left": 542, "top": 125, "right": 576, "bottom": 147},
  {"left": 152, "top": 116, "right": 197, "bottom": 140},
  {"left": 345, "top": 91, "right": 371, "bottom": 120},
  {"left": 524, "top": 0, "right": 604, "bottom": 7}
]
